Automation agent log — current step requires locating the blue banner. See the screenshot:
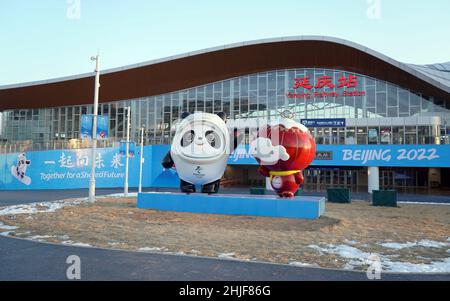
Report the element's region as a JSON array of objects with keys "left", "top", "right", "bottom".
[
  {"left": 97, "top": 115, "right": 109, "bottom": 139},
  {"left": 119, "top": 141, "right": 136, "bottom": 157},
  {"left": 301, "top": 118, "right": 346, "bottom": 127},
  {"left": 228, "top": 144, "right": 450, "bottom": 168},
  {"left": 313, "top": 144, "right": 450, "bottom": 168},
  {"left": 2, "top": 143, "right": 450, "bottom": 190},
  {"left": 0, "top": 148, "right": 143, "bottom": 190},
  {"left": 80, "top": 115, "right": 93, "bottom": 139},
  {"left": 80, "top": 115, "right": 109, "bottom": 139}
]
